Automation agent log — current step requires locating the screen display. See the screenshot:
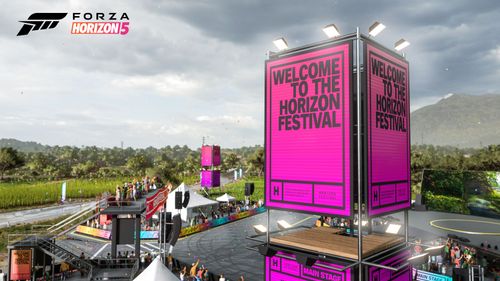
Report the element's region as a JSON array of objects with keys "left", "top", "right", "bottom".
[
  {"left": 366, "top": 42, "right": 410, "bottom": 216},
  {"left": 265, "top": 42, "right": 352, "bottom": 216}
]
